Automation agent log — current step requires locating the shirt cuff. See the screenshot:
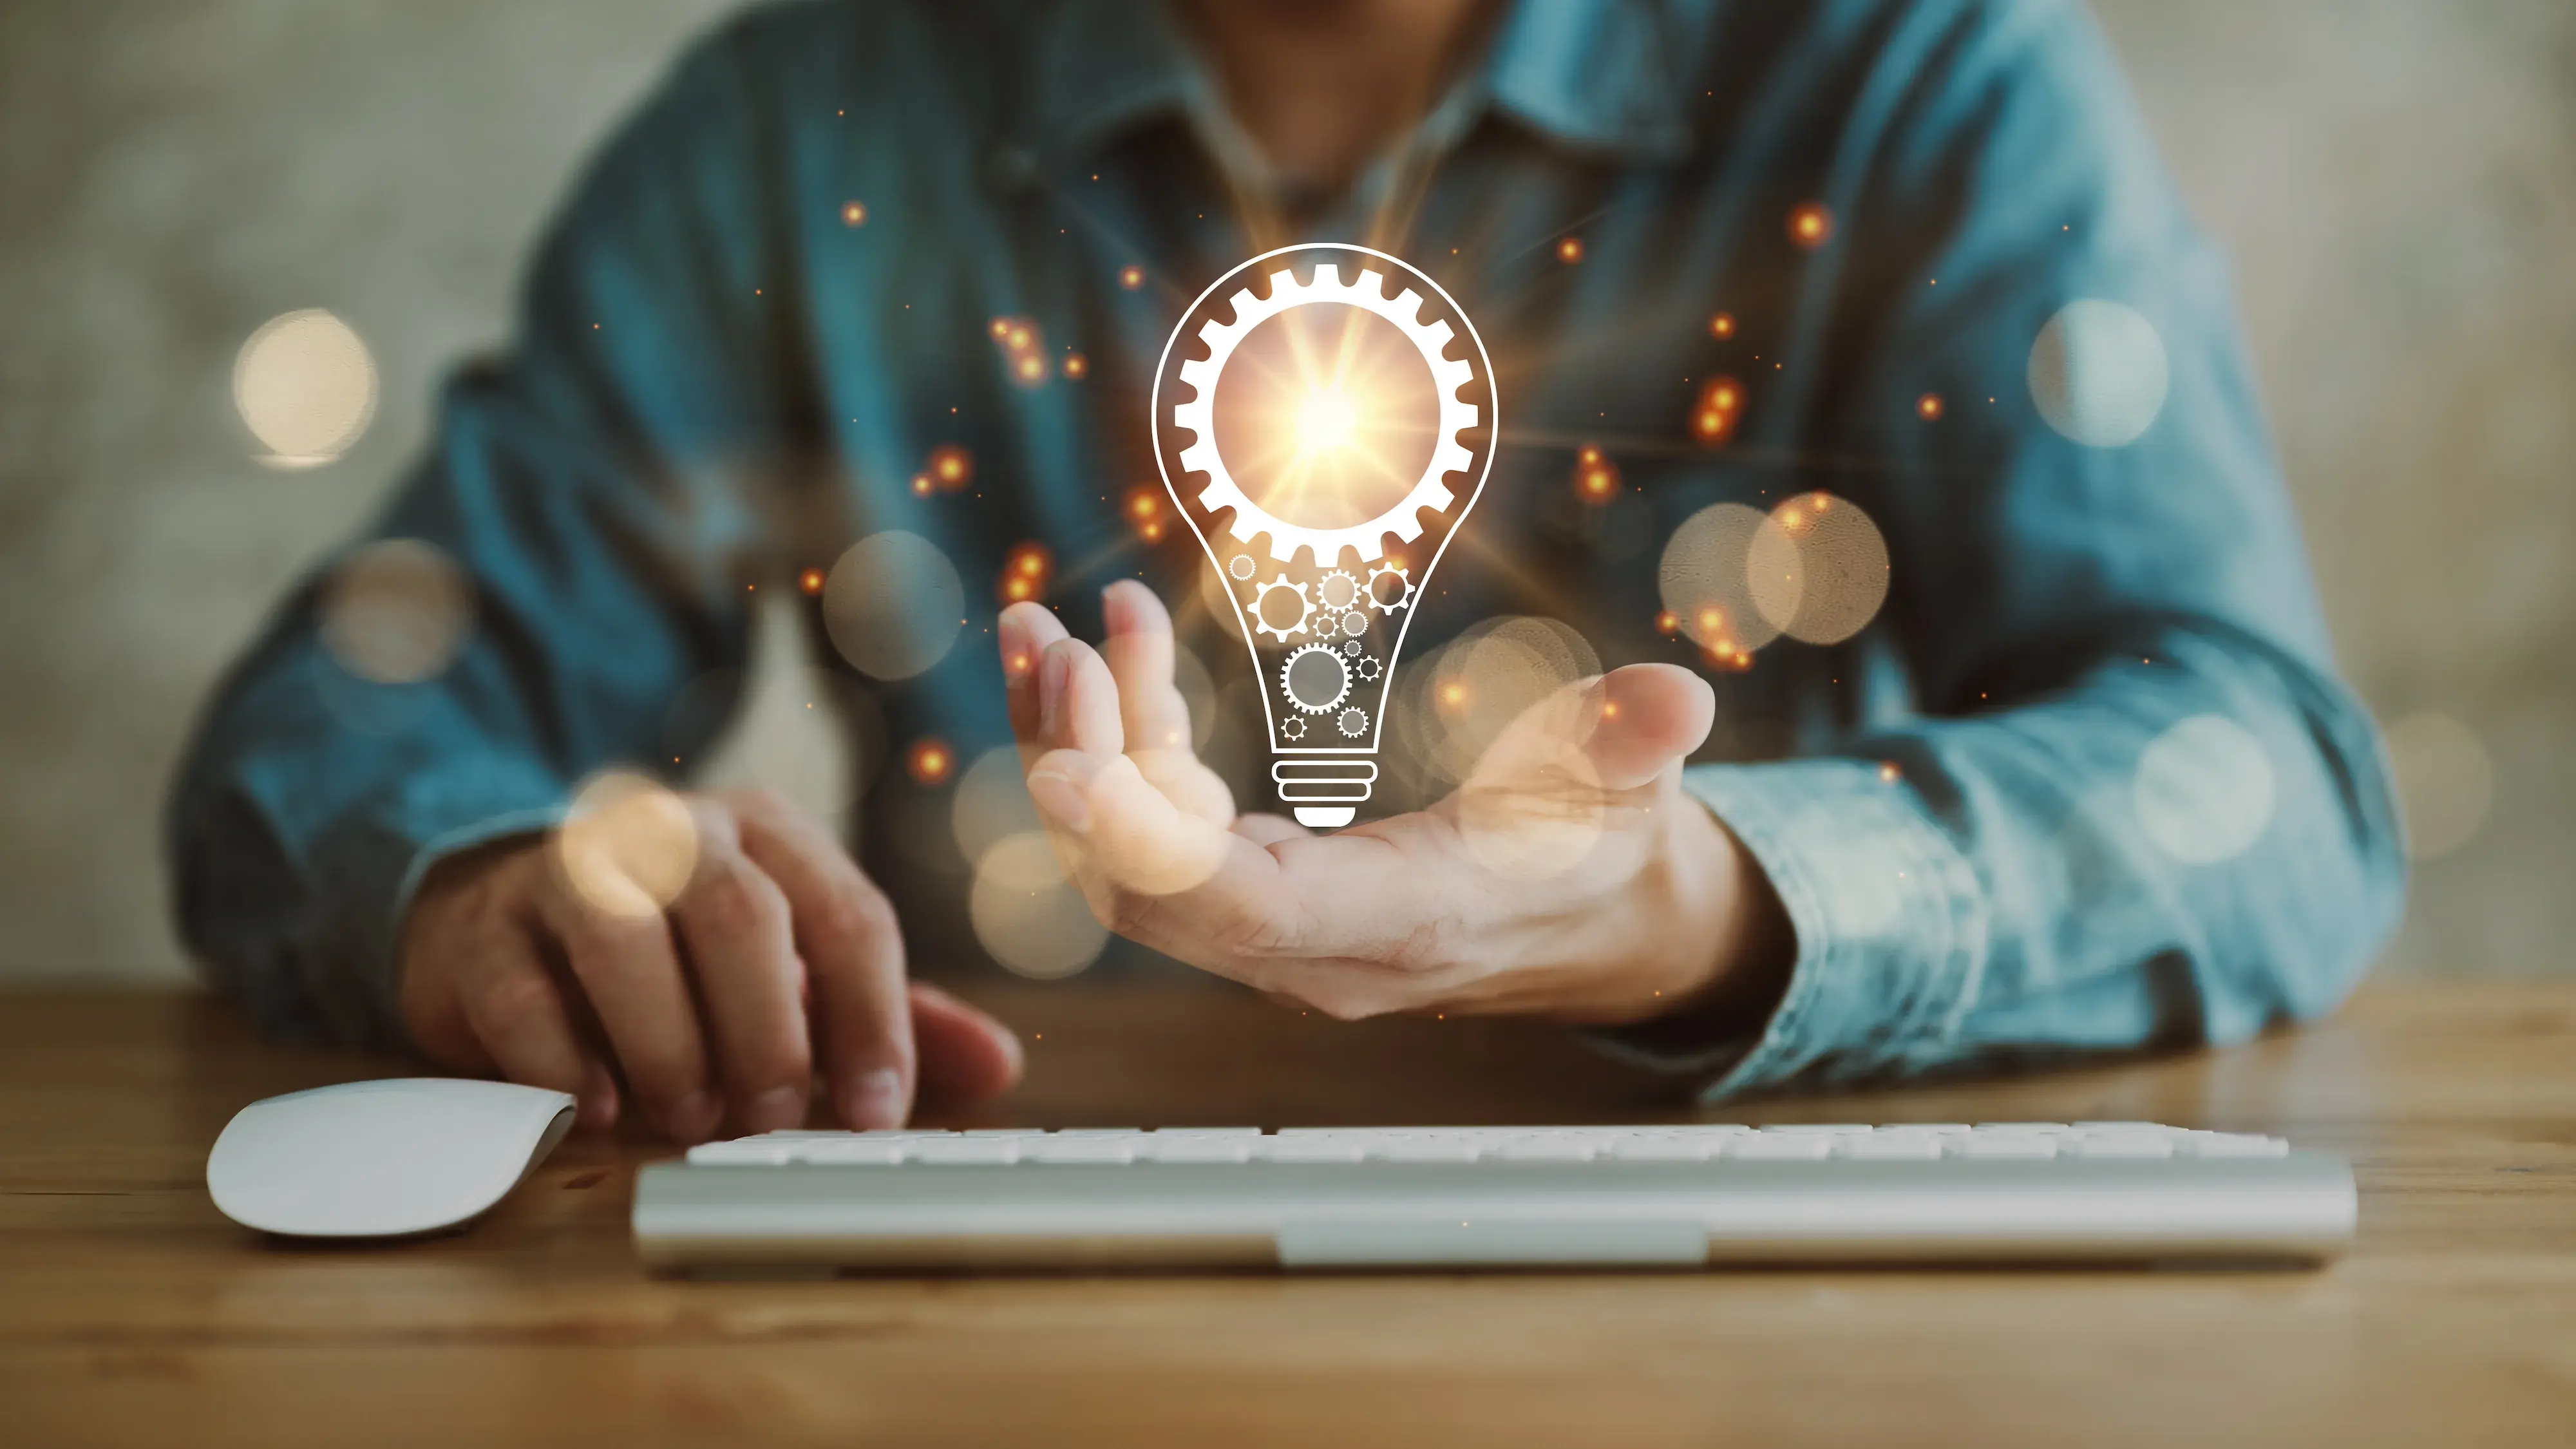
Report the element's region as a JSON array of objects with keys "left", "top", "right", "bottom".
[
  {"left": 305, "top": 752, "right": 569, "bottom": 1049},
  {"left": 1587, "top": 757, "right": 1991, "bottom": 1098}
]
